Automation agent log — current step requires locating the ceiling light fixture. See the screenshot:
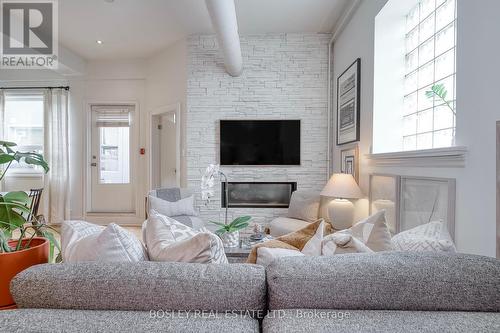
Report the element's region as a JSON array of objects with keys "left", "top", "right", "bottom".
[{"left": 96, "top": 40, "right": 103, "bottom": 45}]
